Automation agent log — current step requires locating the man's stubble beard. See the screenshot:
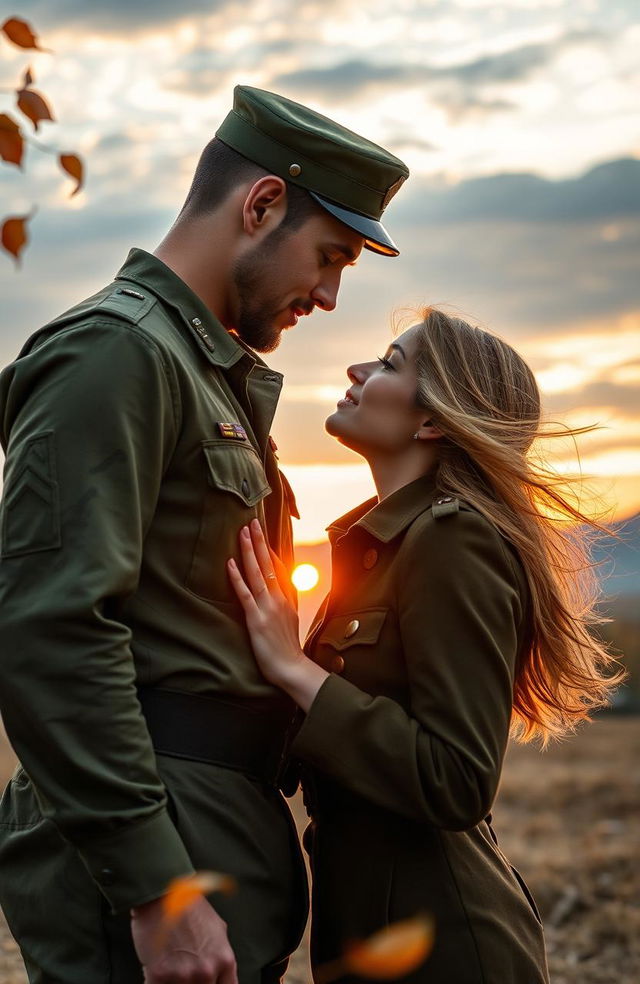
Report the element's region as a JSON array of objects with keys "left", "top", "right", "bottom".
[{"left": 231, "top": 237, "right": 287, "bottom": 354}]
